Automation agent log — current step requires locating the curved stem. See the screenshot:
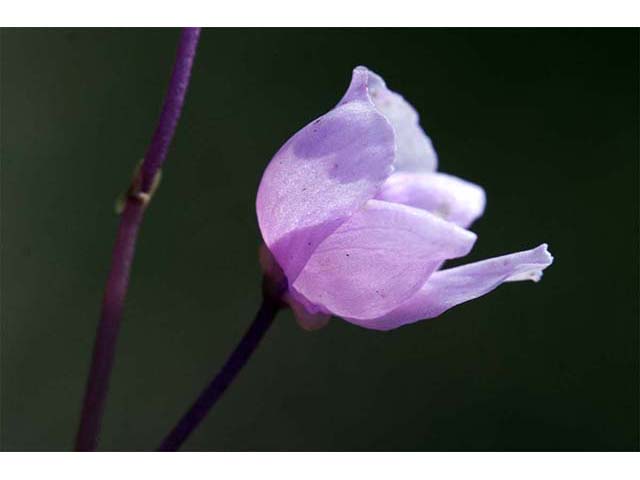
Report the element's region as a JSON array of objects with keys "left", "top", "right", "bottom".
[
  {"left": 158, "top": 289, "right": 282, "bottom": 451},
  {"left": 140, "top": 28, "right": 201, "bottom": 192},
  {"left": 75, "top": 28, "right": 201, "bottom": 452}
]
